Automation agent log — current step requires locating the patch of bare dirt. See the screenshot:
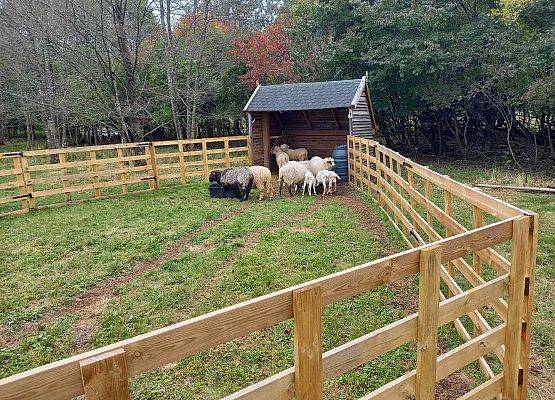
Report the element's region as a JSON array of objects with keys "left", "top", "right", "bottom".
[
  {"left": 329, "top": 186, "right": 419, "bottom": 314},
  {"left": 528, "top": 353, "right": 555, "bottom": 400},
  {"left": 436, "top": 371, "right": 473, "bottom": 399},
  {"left": 0, "top": 202, "right": 251, "bottom": 349}
]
